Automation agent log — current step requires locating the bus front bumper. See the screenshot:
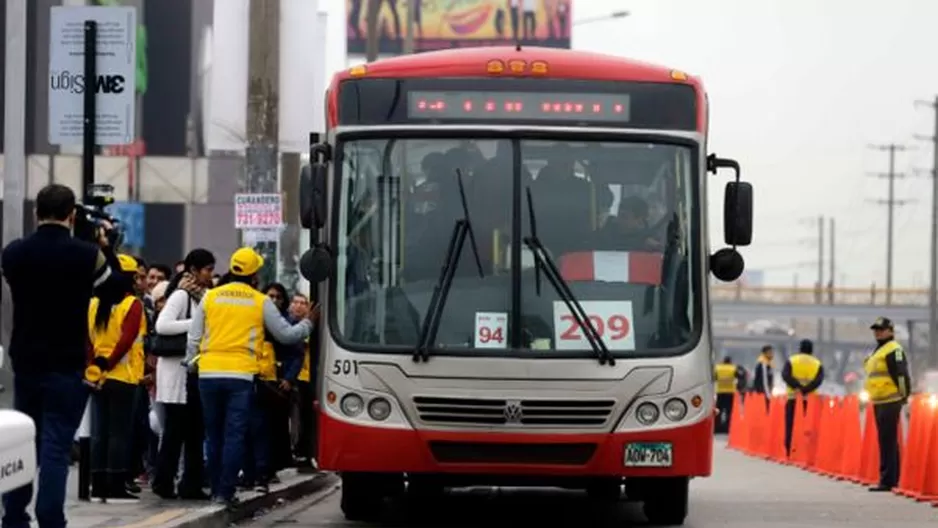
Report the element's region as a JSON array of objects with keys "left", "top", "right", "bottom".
[{"left": 318, "top": 412, "right": 713, "bottom": 478}]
